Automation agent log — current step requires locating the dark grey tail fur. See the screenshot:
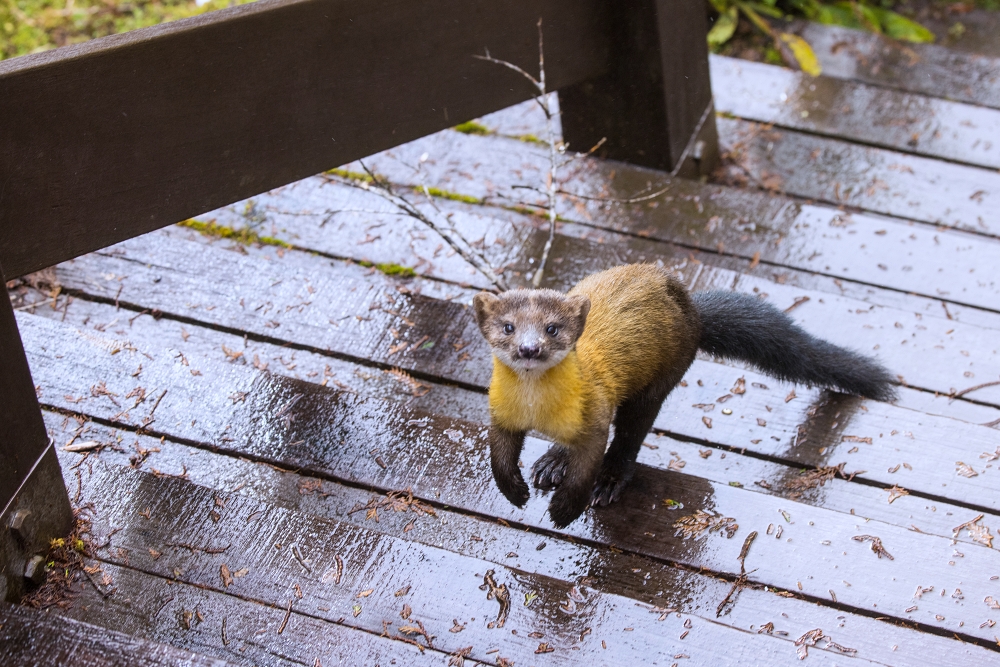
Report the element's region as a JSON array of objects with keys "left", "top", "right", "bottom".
[{"left": 692, "top": 291, "right": 897, "bottom": 401}]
